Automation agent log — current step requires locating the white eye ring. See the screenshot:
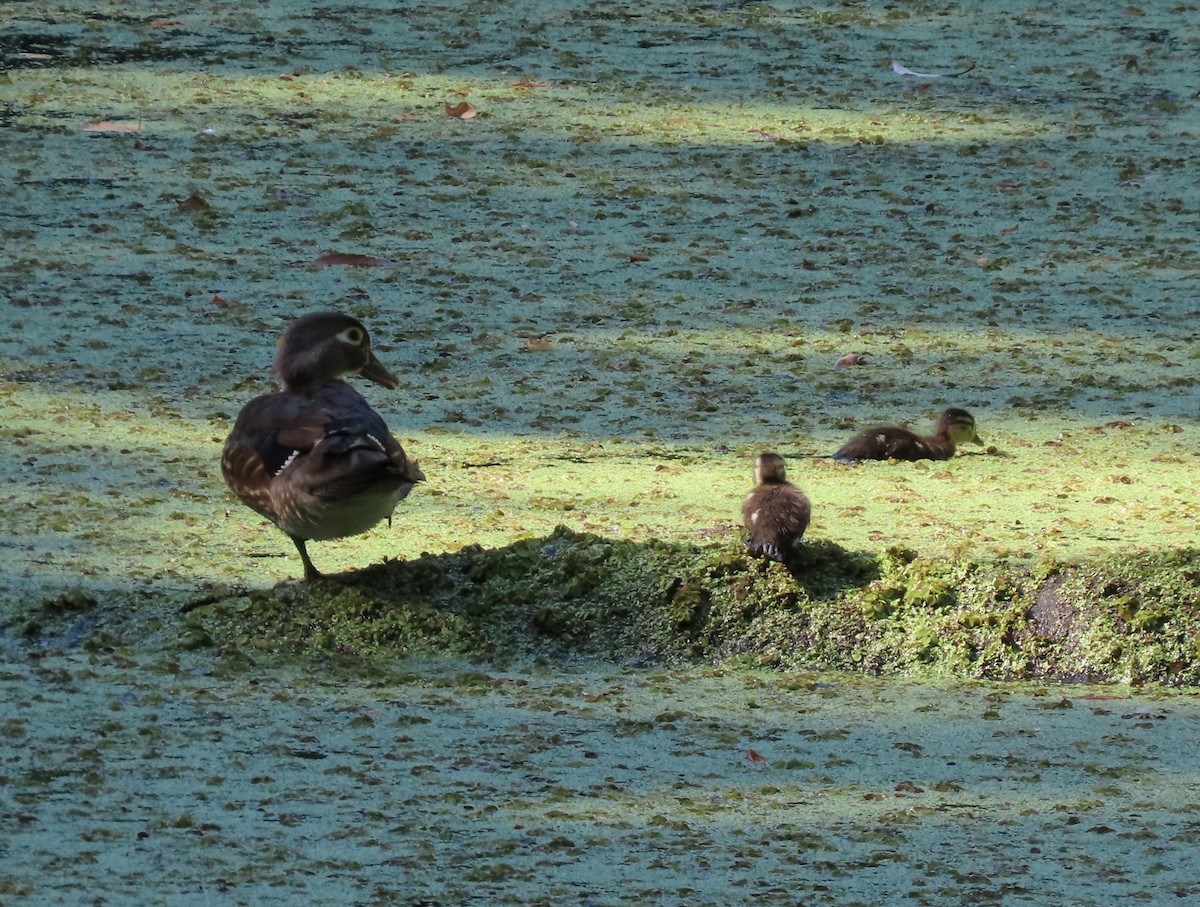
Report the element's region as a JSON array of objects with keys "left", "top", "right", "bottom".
[{"left": 338, "top": 327, "right": 365, "bottom": 345}]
